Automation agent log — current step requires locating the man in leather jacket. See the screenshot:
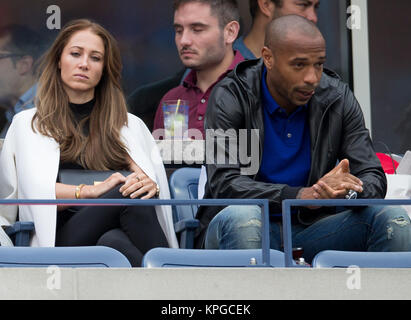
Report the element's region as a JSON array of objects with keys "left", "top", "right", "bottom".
[{"left": 195, "top": 15, "right": 411, "bottom": 261}]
